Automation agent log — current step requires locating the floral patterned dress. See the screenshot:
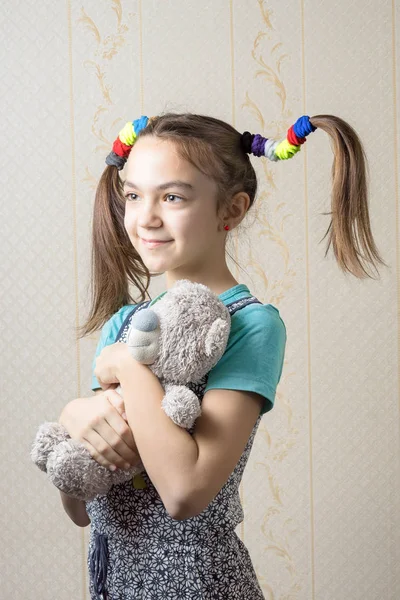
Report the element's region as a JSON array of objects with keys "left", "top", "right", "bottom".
[{"left": 86, "top": 295, "right": 266, "bottom": 600}]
